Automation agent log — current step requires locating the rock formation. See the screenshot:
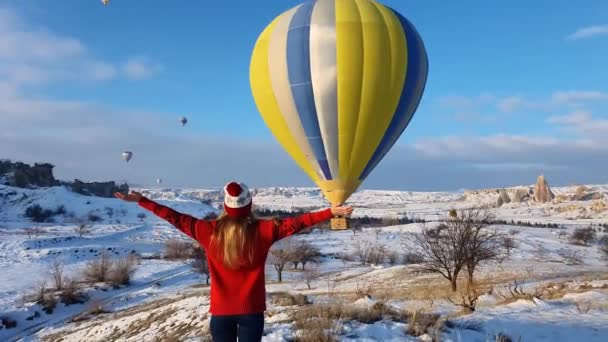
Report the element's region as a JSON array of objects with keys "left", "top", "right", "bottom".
[
  {"left": 572, "top": 186, "right": 602, "bottom": 201},
  {"left": 496, "top": 189, "right": 511, "bottom": 207},
  {"left": 0, "top": 160, "right": 58, "bottom": 188},
  {"left": 512, "top": 189, "right": 531, "bottom": 203},
  {"left": 68, "top": 179, "right": 129, "bottom": 198},
  {"left": 533, "top": 175, "right": 555, "bottom": 203}
]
